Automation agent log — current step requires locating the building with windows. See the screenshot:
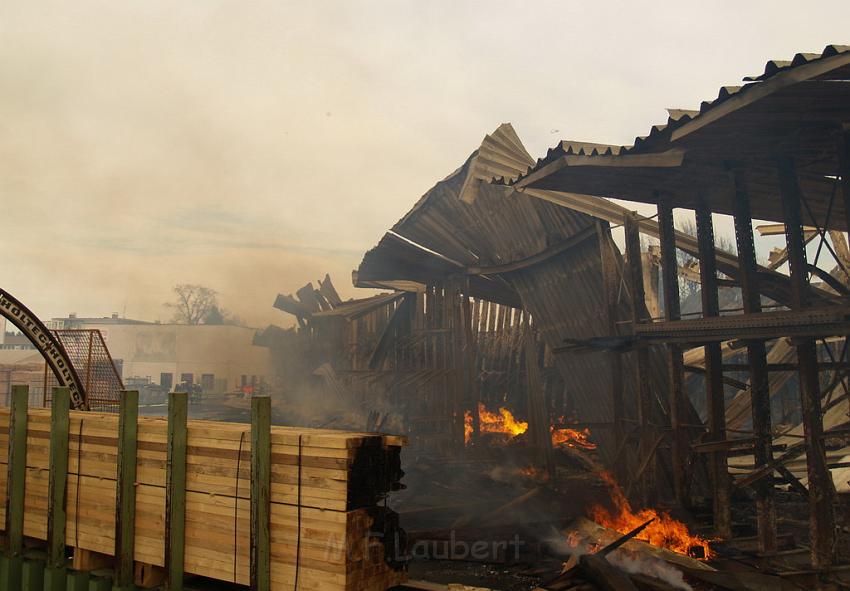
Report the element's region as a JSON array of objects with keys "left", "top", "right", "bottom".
[{"left": 47, "top": 315, "right": 274, "bottom": 394}]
